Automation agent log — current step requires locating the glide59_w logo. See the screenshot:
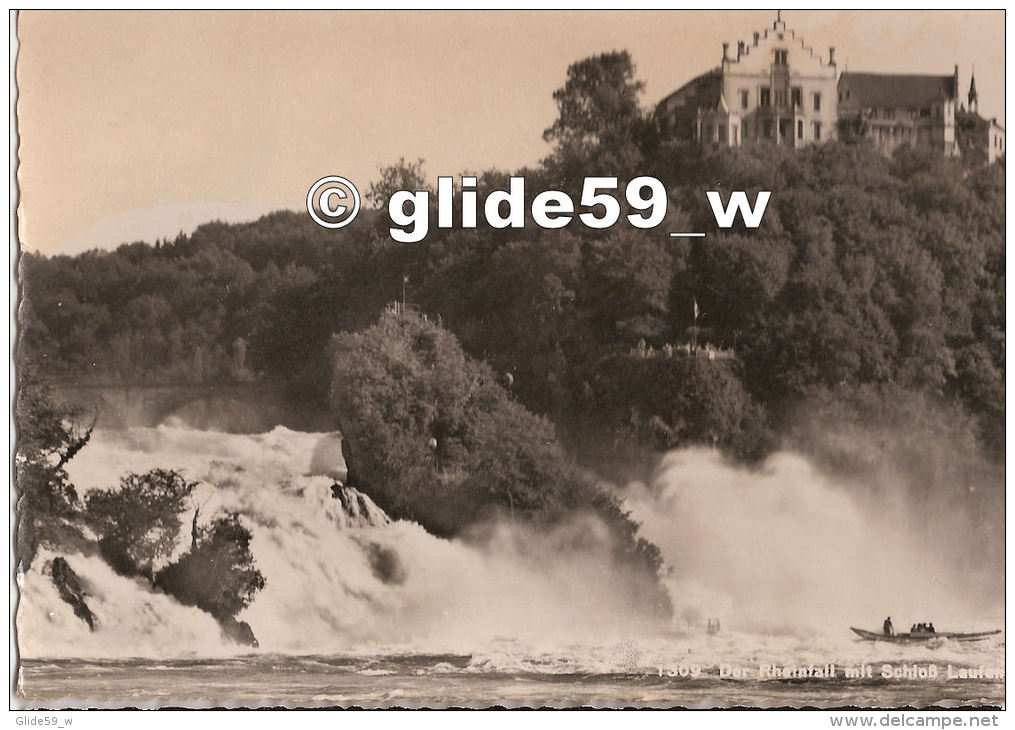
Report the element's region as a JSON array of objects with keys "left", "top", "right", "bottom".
[{"left": 306, "top": 175, "right": 771, "bottom": 243}]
